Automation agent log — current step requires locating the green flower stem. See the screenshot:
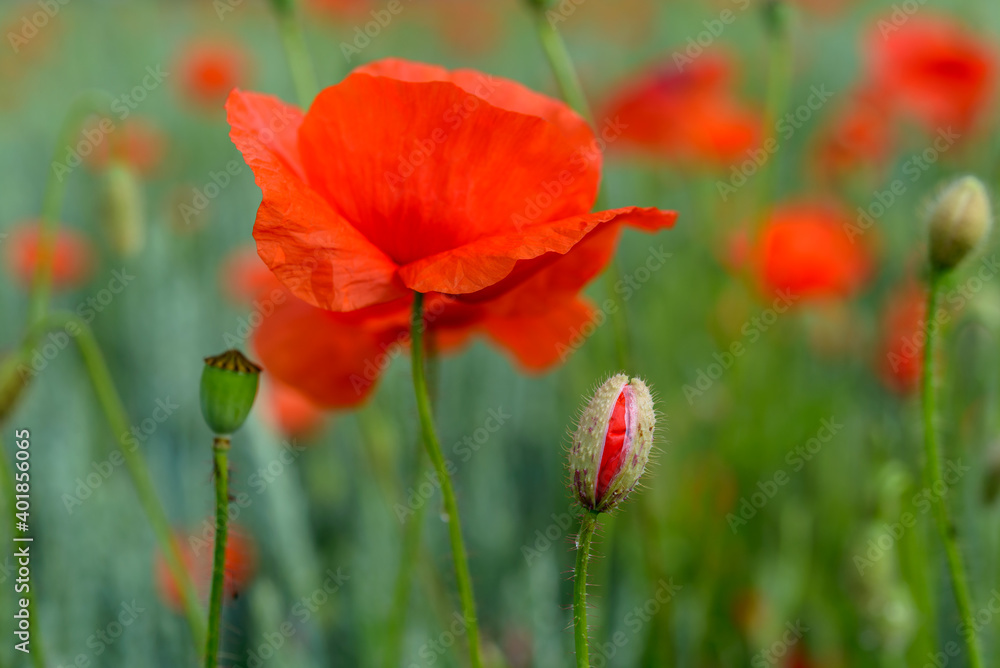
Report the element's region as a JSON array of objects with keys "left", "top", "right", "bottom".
[
  {"left": 0, "top": 435, "right": 45, "bottom": 668},
  {"left": 921, "top": 277, "right": 982, "bottom": 667},
  {"left": 409, "top": 292, "right": 482, "bottom": 668},
  {"left": 0, "top": 92, "right": 110, "bottom": 419},
  {"left": 27, "top": 92, "right": 110, "bottom": 330},
  {"left": 529, "top": 6, "right": 592, "bottom": 124},
  {"left": 527, "top": 4, "right": 637, "bottom": 375},
  {"left": 269, "top": 0, "right": 319, "bottom": 107},
  {"left": 205, "top": 436, "right": 232, "bottom": 668},
  {"left": 40, "top": 311, "right": 206, "bottom": 648},
  {"left": 755, "top": 0, "right": 793, "bottom": 230},
  {"left": 573, "top": 511, "right": 600, "bottom": 668}
]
